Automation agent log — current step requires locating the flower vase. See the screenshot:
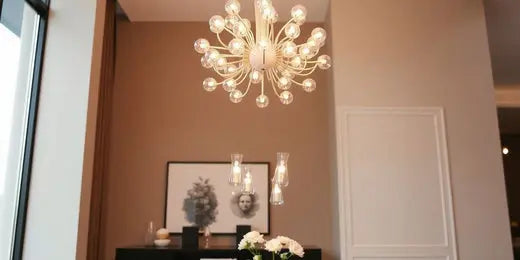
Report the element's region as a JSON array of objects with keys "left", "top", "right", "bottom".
[
  {"left": 253, "top": 255, "right": 262, "bottom": 260},
  {"left": 203, "top": 226, "right": 211, "bottom": 248}
]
